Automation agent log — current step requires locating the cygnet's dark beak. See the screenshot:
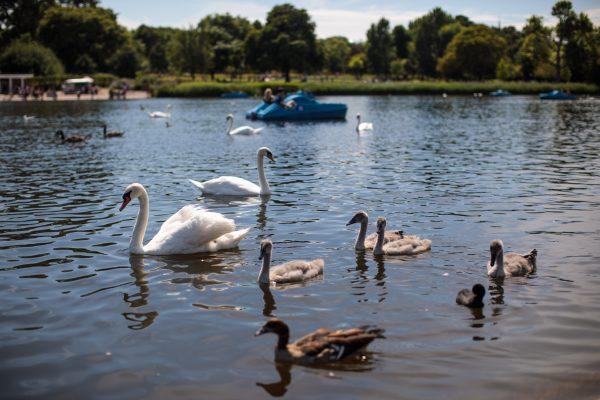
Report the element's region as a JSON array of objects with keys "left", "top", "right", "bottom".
[{"left": 255, "top": 327, "right": 267, "bottom": 336}]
